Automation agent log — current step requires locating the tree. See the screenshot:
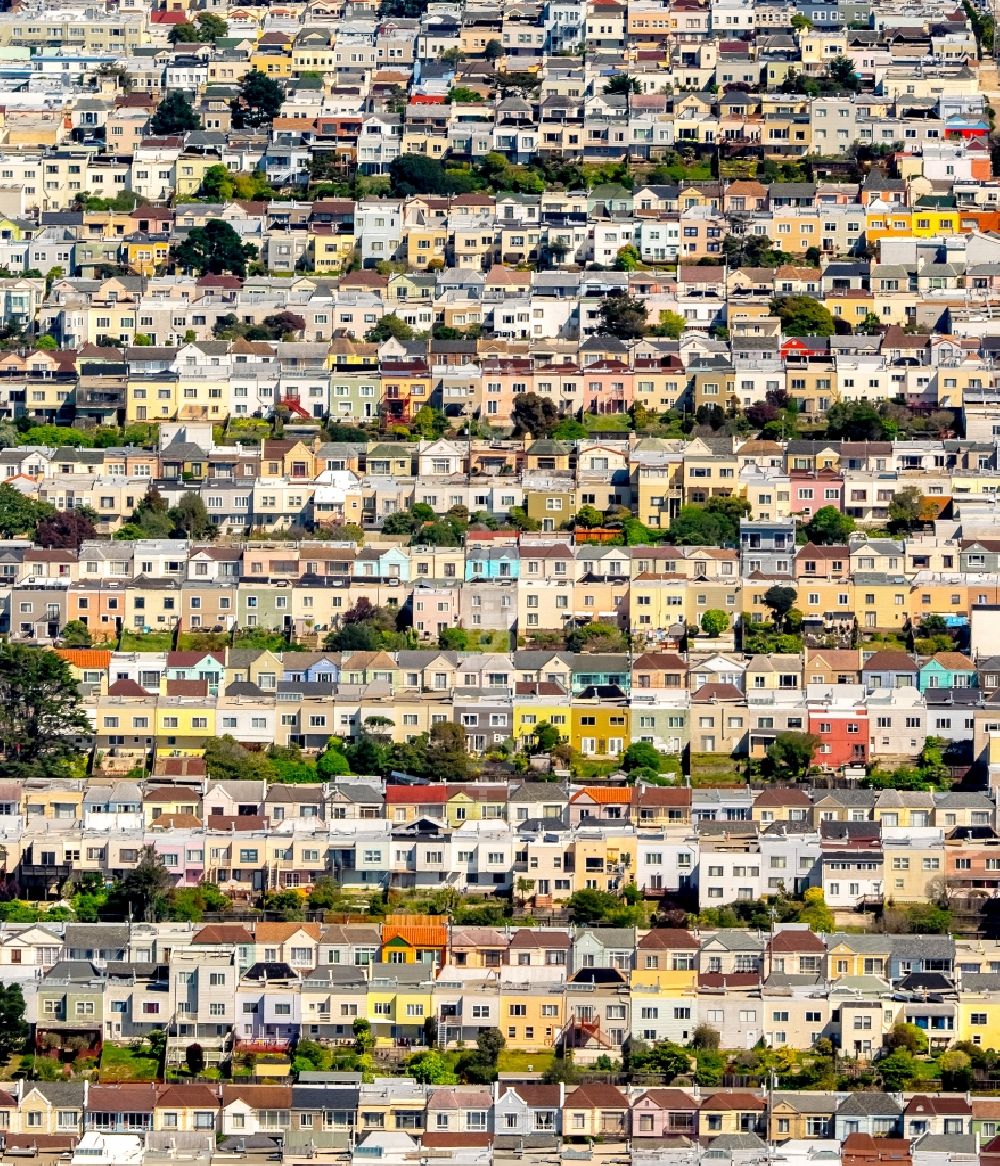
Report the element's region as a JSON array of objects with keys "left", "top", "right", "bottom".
[
  {"left": 653, "top": 309, "right": 687, "bottom": 339},
  {"left": 763, "top": 584, "right": 798, "bottom": 628},
  {"left": 425, "top": 720, "right": 471, "bottom": 780},
  {"left": 0, "top": 483, "right": 52, "bottom": 538},
  {"left": 204, "top": 735, "right": 277, "bottom": 782},
  {"left": 169, "top": 493, "right": 214, "bottom": 538},
  {"left": 446, "top": 86, "right": 482, "bottom": 104},
  {"left": 35, "top": 508, "right": 96, "bottom": 550},
  {"left": 939, "top": 1049, "right": 973, "bottom": 1092},
  {"left": 532, "top": 721, "right": 561, "bottom": 754},
  {"left": 574, "top": 504, "right": 604, "bottom": 529},
  {"left": 622, "top": 741, "right": 661, "bottom": 773},
  {"left": 805, "top": 505, "right": 855, "bottom": 545},
  {"left": 691, "top": 1023, "right": 720, "bottom": 1051},
  {"left": 604, "top": 73, "right": 638, "bottom": 94},
  {"left": 827, "top": 54, "right": 859, "bottom": 92},
  {"left": 598, "top": 293, "right": 647, "bottom": 339},
  {"left": 196, "top": 12, "right": 228, "bottom": 40},
  {"left": 174, "top": 221, "right": 256, "bottom": 278},
  {"left": 120, "top": 845, "right": 173, "bottom": 922},
  {"left": 875, "top": 1048, "right": 916, "bottom": 1091},
  {"left": 614, "top": 244, "right": 640, "bottom": 271},
  {"left": 484, "top": 38, "right": 502, "bottom": 60},
  {"left": 405, "top": 1050, "right": 456, "bottom": 1084},
  {"left": 798, "top": 887, "right": 834, "bottom": 931},
  {"left": 353, "top": 1018, "right": 374, "bottom": 1054},
  {"left": 824, "top": 400, "right": 890, "bottom": 441},
  {"left": 766, "top": 731, "right": 818, "bottom": 779},
  {"left": 365, "top": 314, "right": 415, "bottom": 343},
  {"left": 771, "top": 295, "right": 835, "bottom": 337},
  {"left": 885, "top": 1022, "right": 928, "bottom": 1055},
  {"left": 700, "top": 609, "right": 730, "bottom": 637},
  {"left": 511, "top": 391, "right": 559, "bottom": 438},
  {"left": 0, "top": 645, "right": 90, "bottom": 776},
  {"left": 476, "top": 1027, "right": 505, "bottom": 1065},
  {"left": 168, "top": 20, "right": 202, "bottom": 43},
  {"left": 185, "top": 1043, "right": 205, "bottom": 1075},
  {"left": 389, "top": 154, "right": 451, "bottom": 196},
  {"left": 667, "top": 496, "right": 751, "bottom": 548},
  {"left": 316, "top": 742, "right": 350, "bottom": 778},
  {"left": 60, "top": 620, "right": 93, "bottom": 649},
  {"left": 149, "top": 91, "right": 201, "bottom": 135},
  {"left": 232, "top": 69, "right": 284, "bottom": 128},
  {"left": 0, "top": 984, "right": 27, "bottom": 1061},
  {"left": 888, "top": 485, "right": 924, "bottom": 534},
  {"left": 791, "top": 12, "right": 813, "bottom": 28}
]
